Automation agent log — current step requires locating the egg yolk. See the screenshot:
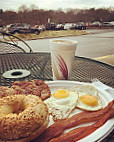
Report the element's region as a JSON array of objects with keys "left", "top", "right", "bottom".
[
  {"left": 80, "top": 95, "right": 98, "bottom": 106},
  {"left": 53, "top": 90, "right": 69, "bottom": 99}
]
